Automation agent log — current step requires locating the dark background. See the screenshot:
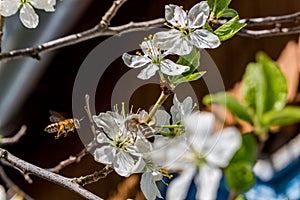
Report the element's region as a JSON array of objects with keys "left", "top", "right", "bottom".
[{"left": 1, "top": 0, "right": 300, "bottom": 199}]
